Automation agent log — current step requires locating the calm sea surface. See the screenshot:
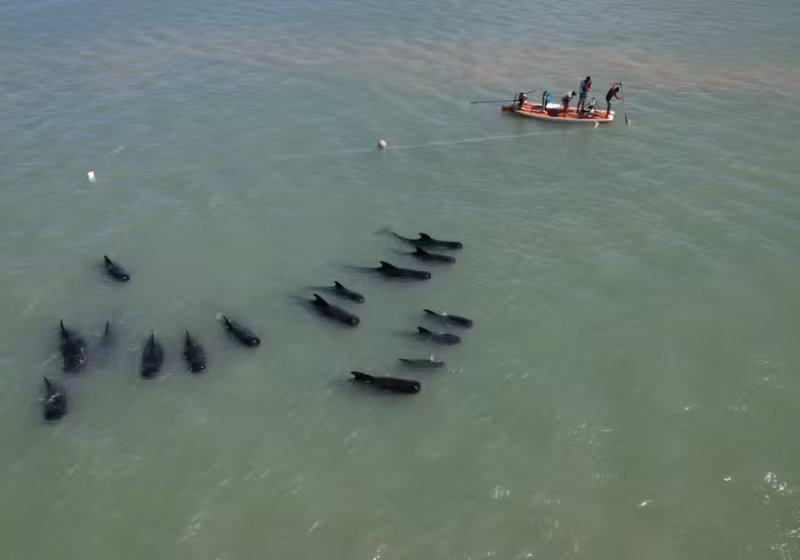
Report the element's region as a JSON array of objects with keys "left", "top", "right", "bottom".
[{"left": 2, "top": 0, "right": 800, "bottom": 558}]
